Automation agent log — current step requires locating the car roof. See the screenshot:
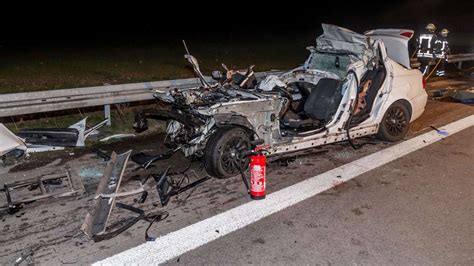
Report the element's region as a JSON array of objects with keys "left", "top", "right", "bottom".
[{"left": 315, "top": 24, "right": 371, "bottom": 58}]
